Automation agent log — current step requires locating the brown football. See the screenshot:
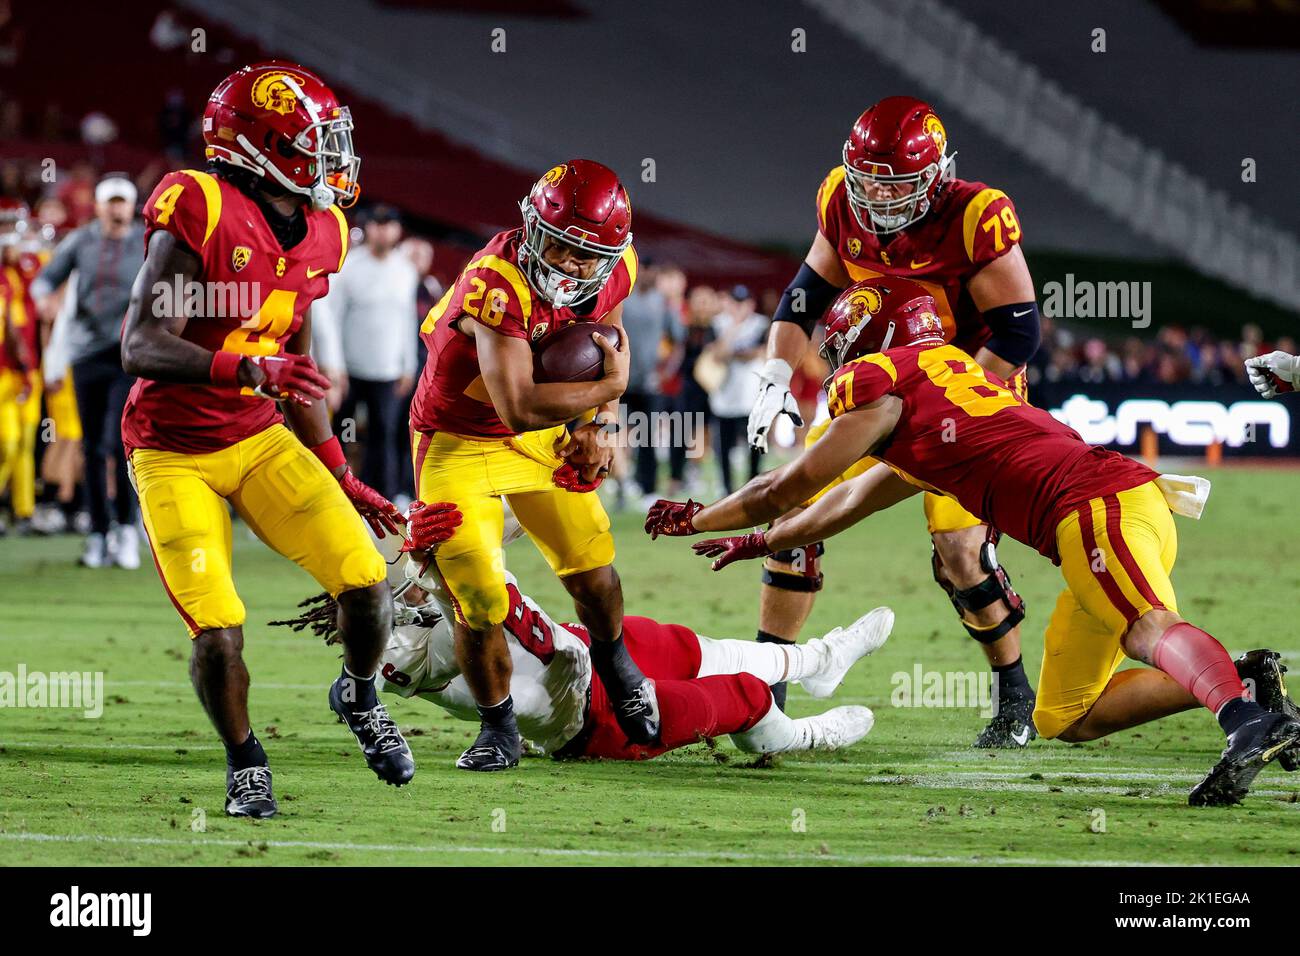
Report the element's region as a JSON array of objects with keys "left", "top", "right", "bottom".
[{"left": 532, "top": 322, "right": 622, "bottom": 383}]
